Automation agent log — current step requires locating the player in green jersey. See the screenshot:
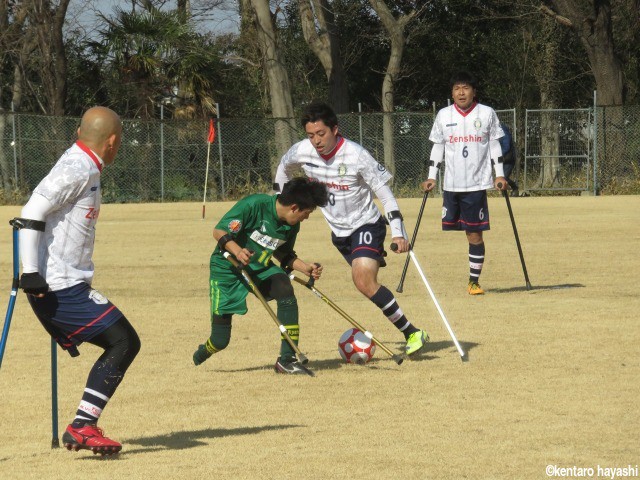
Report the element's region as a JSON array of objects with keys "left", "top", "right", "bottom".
[{"left": 193, "top": 177, "right": 329, "bottom": 375}]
